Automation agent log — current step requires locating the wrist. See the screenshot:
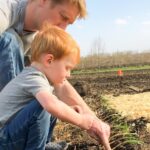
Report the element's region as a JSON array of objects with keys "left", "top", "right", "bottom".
[{"left": 79, "top": 114, "right": 94, "bottom": 130}]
